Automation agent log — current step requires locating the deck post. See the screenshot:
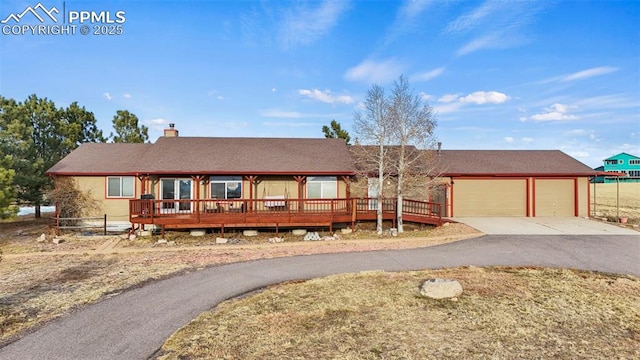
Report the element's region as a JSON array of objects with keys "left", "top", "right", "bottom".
[{"left": 294, "top": 176, "right": 306, "bottom": 212}]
